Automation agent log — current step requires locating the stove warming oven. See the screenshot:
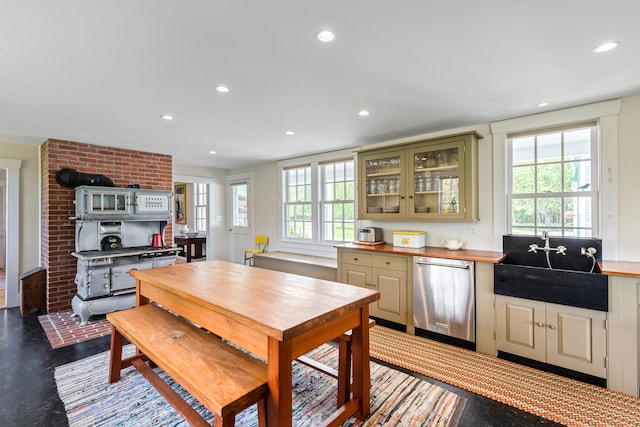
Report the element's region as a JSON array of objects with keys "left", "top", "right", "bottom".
[{"left": 71, "top": 186, "right": 180, "bottom": 325}]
